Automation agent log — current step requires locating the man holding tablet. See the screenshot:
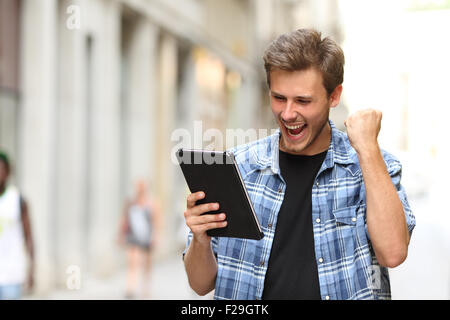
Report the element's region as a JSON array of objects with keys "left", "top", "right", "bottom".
[{"left": 182, "top": 29, "right": 415, "bottom": 300}]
